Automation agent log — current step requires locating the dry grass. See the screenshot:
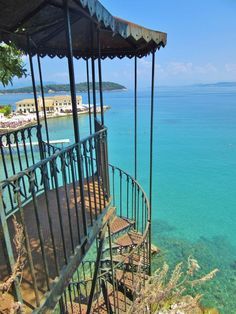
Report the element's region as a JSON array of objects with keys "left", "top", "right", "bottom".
[
  {"left": 0, "top": 216, "right": 25, "bottom": 314},
  {"left": 129, "top": 256, "right": 219, "bottom": 314}
]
